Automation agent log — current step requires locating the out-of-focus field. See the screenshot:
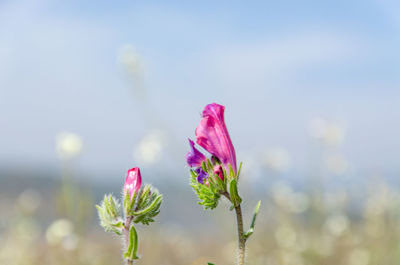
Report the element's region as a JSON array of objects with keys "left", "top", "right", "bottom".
[
  {"left": 1, "top": 1, "right": 399, "bottom": 264},
  {"left": 1, "top": 170, "right": 400, "bottom": 265}
]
